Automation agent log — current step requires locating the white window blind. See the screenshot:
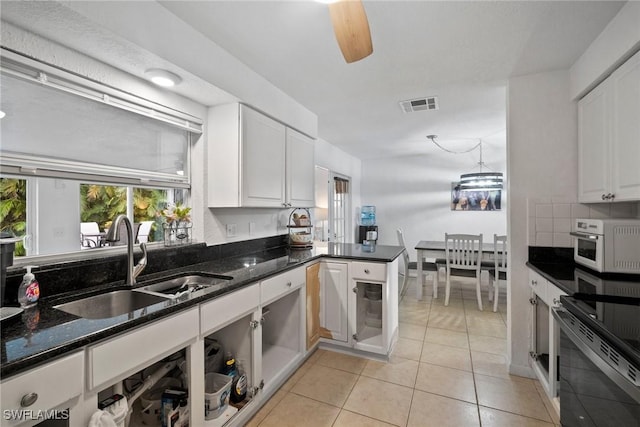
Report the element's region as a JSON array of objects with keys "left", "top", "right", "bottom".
[{"left": 0, "top": 50, "right": 202, "bottom": 188}]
